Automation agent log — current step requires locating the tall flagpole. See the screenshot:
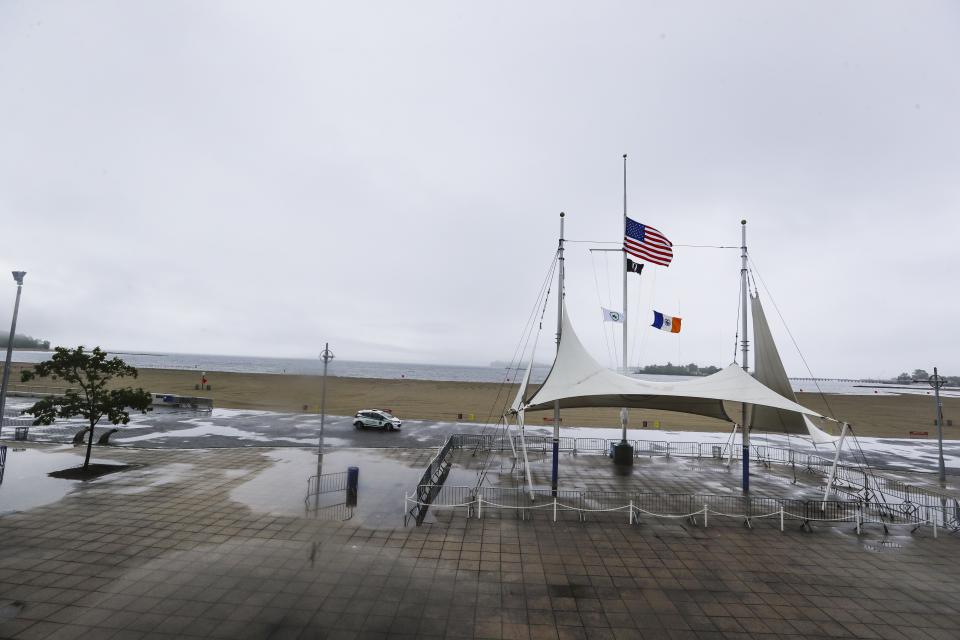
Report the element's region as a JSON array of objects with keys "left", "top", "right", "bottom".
[
  {"left": 613, "top": 155, "right": 634, "bottom": 465},
  {"left": 621, "top": 154, "right": 629, "bottom": 441},
  {"left": 740, "top": 220, "right": 750, "bottom": 493},
  {"left": 551, "top": 212, "right": 565, "bottom": 497}
]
